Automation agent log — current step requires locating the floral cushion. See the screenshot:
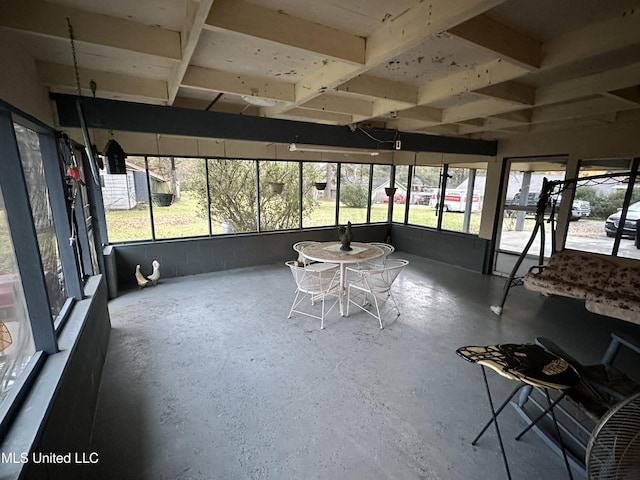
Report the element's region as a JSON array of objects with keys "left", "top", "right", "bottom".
[
  {"left": 586, "top": 266, "right": 640, "bottom": 325},
  {"left": 523, "top": 250, "right": 615, "bottom": 299}
]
